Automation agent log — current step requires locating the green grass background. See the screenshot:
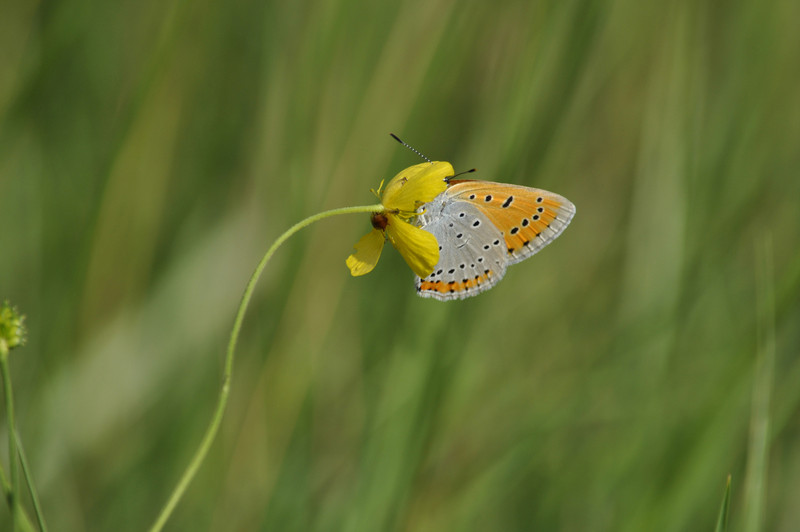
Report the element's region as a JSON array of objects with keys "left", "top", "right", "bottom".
[{"left": 2, "top": 0, "right": 799, "bottom": 530}]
